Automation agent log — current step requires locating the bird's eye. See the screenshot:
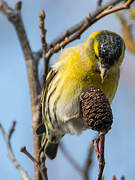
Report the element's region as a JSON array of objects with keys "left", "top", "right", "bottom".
[{"left": 95, "top": 54, "right": 98, "bottom": 60}]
